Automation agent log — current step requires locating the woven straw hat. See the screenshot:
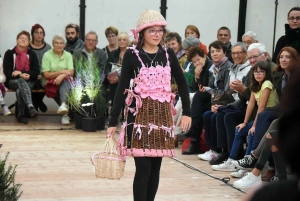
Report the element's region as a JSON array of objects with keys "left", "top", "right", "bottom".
[{"left": 136, "top": 10, "right": 167, "bottom": 33}]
